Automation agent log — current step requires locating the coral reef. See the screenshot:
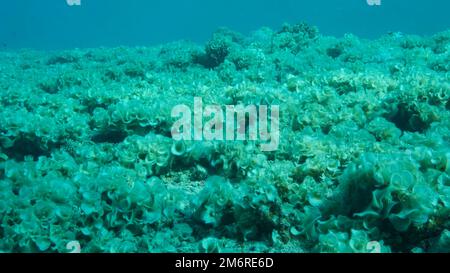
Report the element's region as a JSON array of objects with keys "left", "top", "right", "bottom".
[{"left": 0, "top": 23, "right": 449, "bottom": 253}]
